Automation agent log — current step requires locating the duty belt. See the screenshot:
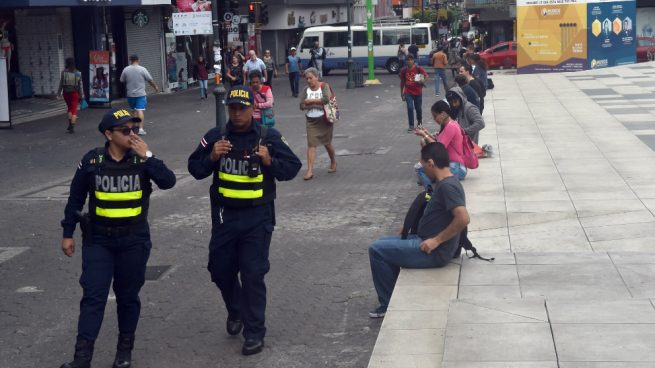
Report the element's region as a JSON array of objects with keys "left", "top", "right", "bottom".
[{"left": 92, "top": 223, "right": 143, "bottom": 237}]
